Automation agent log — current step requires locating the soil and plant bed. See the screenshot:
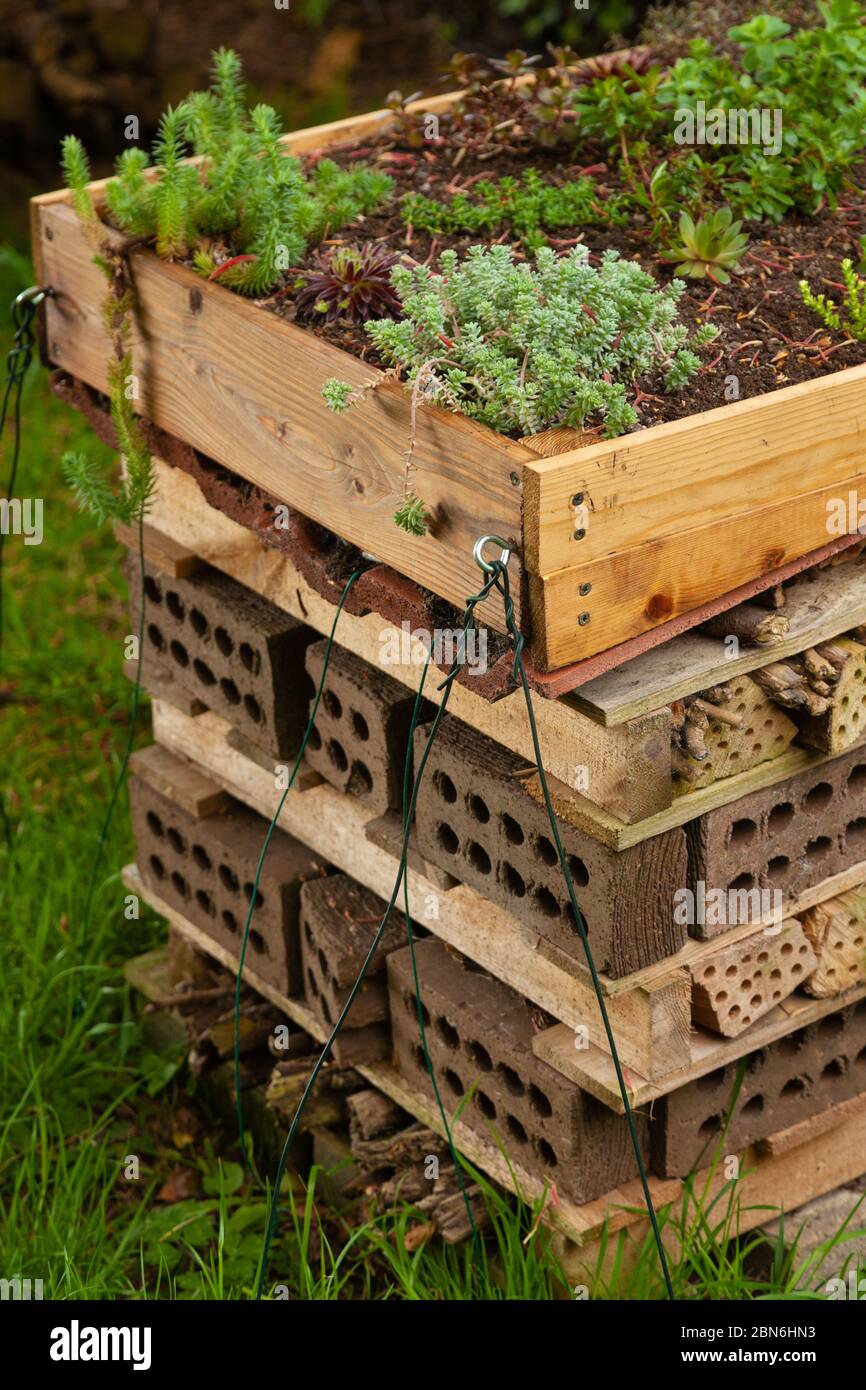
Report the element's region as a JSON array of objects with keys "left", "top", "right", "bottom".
[{"left": 32, "top": 15, "right": 866, "bottom": 670}]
